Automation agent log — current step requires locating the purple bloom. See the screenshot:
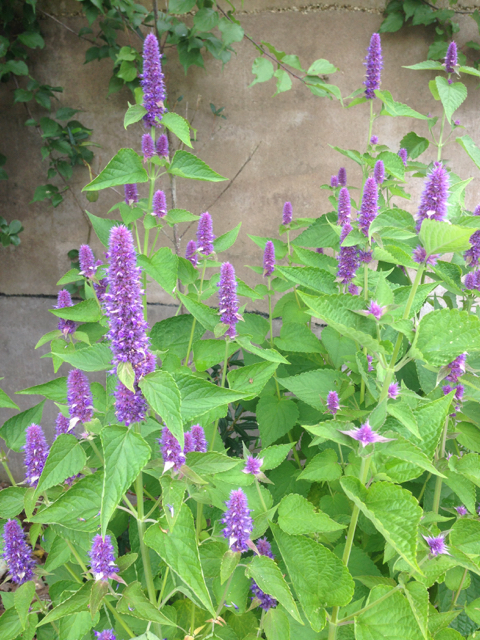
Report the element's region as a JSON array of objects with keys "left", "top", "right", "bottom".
[
  {"left": 24, "top": 424, "right": 49, "bottom": 487},
  {"left": 89, "top": 534, "right": 119, "bottom": 581},
  {"left": 326, "top": 390, "right": 340, "bottom": 415},
  {"left": 156, "top": 134, "right": 169, "bottom": 158},
  {"left": 465, "top": 272, "right": 476, "bottom": 290},
  {"left": 141, "top": 133, "right": 155, "bottom": 160},
  {"left": 445, "top": 353, "right": 467, "bottom": 383},
  {"left": 464, "top": 230, "right": 480, "bottom": 267},
  {"left": 330, "top": 175, "right": 339, "bottom": 188},
  {"left": 340, "top": 421, "right": 393, "bottom": 447},
  {"left": 222, "top": 488, "right": 253, "bottom": 553},
  {"left": 368, "top": 300, "right": 386, "bottom": 320},
  {"left": 191, "top": 424, "right": 207, "bottom": 452},
  {"left": 374, "top": 160, "right": 385, "bottom": 185},
  {"left": 196, "top": 212, "right": 215, "bottom": 256},
  {"left": 2, "top": 519, "right": 35, "bottom": 585},
  {"left": 359, "top": 250, "right": 372, "bottom": 264},
  {"left": 185, "top": 240, "right": 198, "bottom": 267},
  {"left": 79, "top": 245, "right": 101, "bottom": 279},
  {"left": 370, "top": 135, "right": 378, "bottom": 145},
  {"left": 161, "top": 427, "right": 185, "bottom": 472},
  {"left": 67, "top": 369, "right": 93, "bottom": 424},
  {"left": 141, "top": 33, "right": 166, "bottom": 128},
  {"left": 398, "top": 148, "right": 408, "bottom": 167},
  {"left": 444, "top": 42, "right": 458, "bottom": 74},
  {"left": 251, "top": 537, "right": 277, "bottom": 610},
  {"left": 388, "top": 382, "right": 400, "bottom": 400},
  {"left": 423, "top": 533, "right": 449, "bottom": 556},
  {"left": 358, "top": 177, "right": 379, "bottom": 236},
  {"left": 349, "top": 283, "right": 360, "bottom": 295},
  {"left": 243, "top": 456, "right": 263, "bottom": 476},
  {"left": 263, "top": 240, "right": 275, "bottom": 277},
  {"left": 416, "top": 162, "right": 449, "bottom": 232},
  {"left": 95, "top": 631, "right": 116, "bottom": 640},
  {"left": 315, "top": 247, "right": 324, "bottom": 254},
  {"left": 337, "top": 188, "right": 351, "bottom": 226},
  {"left": 55, "top": 289, "right": 77, "bottom": 337},
  {"left": 340, "top": 221, "right": 352, "bottom": 244},
  {"left": 338, "top": 167, "right": 347, "bottom": 187},
  {"left": 183, "top": 431, "right": 195, "bottom": 454},
  {"left": 218, "top": 262, "right": 240, "bottom": 340},
  {"left": 256, "top": 537, "right": 274, "bottom": 559},
  {"left": 337, "top": 245, "right": 359, "bottom": 286},
  {"left": 364, "top": 33, "right": 382, "bottom": 99},
  {"left": 283, "top": 201, "right": 293, "bottom": 225},
  {"left": 367, "top": 355, "right": 374, "bottom": 372},
  {"left": 455, "top": 505, "right": 468, "bottom": 516},
  {"left": 455, "top": 384, "right": 465, "bottom": 403},
  {"left": 55, "top": 412, "right": 70, "bottom": 438},
  {"left": 453, "top": 120, "right": 461, "bottom": 126},
  {"left": 153, "top": 190, "right": 167, "bottom": 218},
  {"left": 474, "top": 205, "right": 480, "bottom": 216},
  {"left": 412, "top": 245, "right": 439, "bottom": 266},
  {"left": 124, "top": 184, "right": 138, "bottom": 206}
]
